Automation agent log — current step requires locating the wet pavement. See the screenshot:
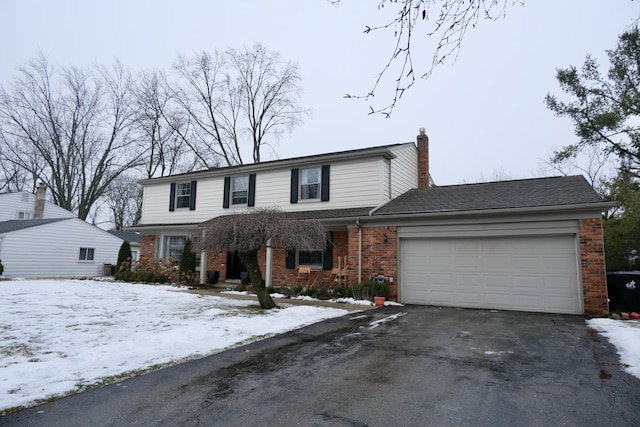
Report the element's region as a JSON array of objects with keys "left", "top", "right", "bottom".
[{"left": 2, "top": 306, "right": 639, "bottom": 426}]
